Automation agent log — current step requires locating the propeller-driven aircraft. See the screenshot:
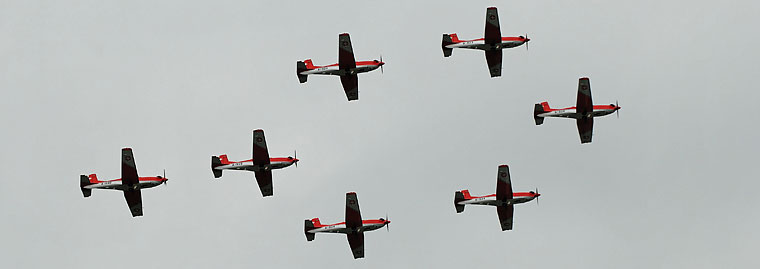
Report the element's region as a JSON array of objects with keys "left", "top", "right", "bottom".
[
  {"left": 304, "top": 192, "right": 390, "bottom": 259},
  {"left": 442, "top": 7, "right": 530, "bottom": 78},
  {"left": 454, "top": 165, "right": 540, "bottom": 231},
  {"left": 297, "top": 33, "right": 384, "bottom": 101},
  {"left": 534, "top": 77, "right": 621, "bottom": 144},
  {"left": 211, "top": 129, "right": 298, "bottom": 197},
  {"left": 80, "top": 148, "right": 168, "bottom": 217}
]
